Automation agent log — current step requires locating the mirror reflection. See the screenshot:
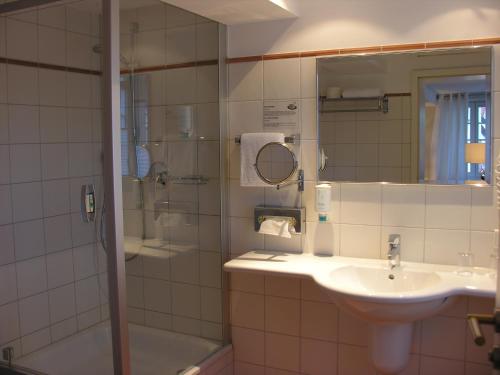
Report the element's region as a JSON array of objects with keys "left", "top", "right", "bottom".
[
  {"left": 255, "top": 142, "right": 298, "bottom": 184},
  {"left": 317, "top": 47, "right": 492, "bottom": 185}
]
